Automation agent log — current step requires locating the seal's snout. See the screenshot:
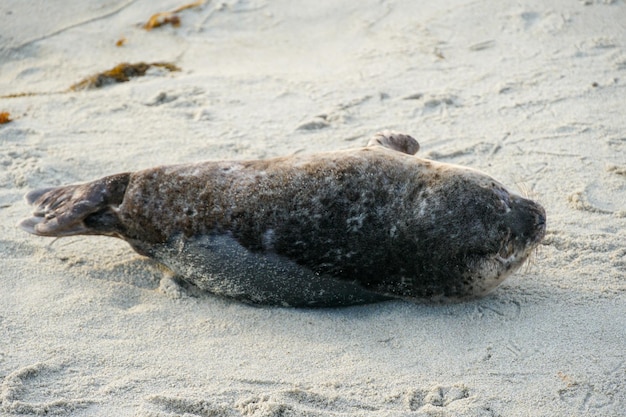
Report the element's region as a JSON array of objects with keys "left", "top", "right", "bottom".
[
  {"left": 535, "top": 207, "right": 547, "bottom": 236},
  {"left": 508, "top": 197, "right": 546, "bottom": 246}
]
